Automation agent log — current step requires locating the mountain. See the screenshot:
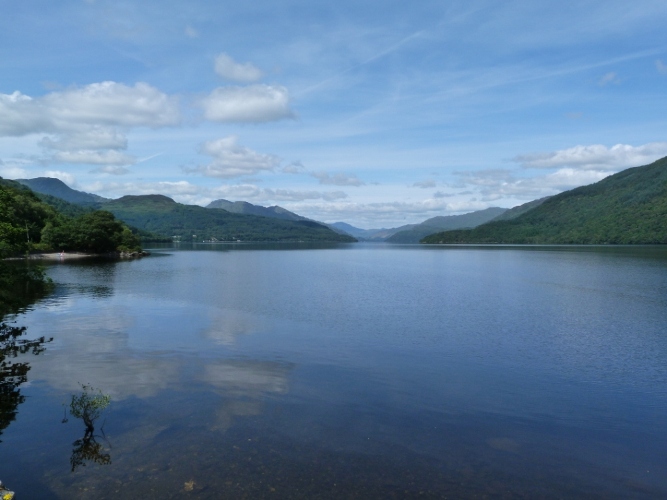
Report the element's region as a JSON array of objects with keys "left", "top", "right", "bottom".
[
  {"left": 16, "top": 177, "right": 107, "bottom": 204},
  {"left": 386, "top": 207, "right": 507, "bottom": 243},
  {"left": 103, "top": 195, "right": 355, "bottom": 242},
  {"left": 330, "top": 208, "right": 506, "bottom": 242},
  {"left": 488, "top": 197, "right": 550, "bottom": 222},
  {"left": 207, "top": 199, "right": 307, "bottom": 221},
  {"left": 327, "top": 222, "right": 390, "bottom": 240},
  {"left": 421, "top": 156, "right": 667, "bottom": 244}
]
